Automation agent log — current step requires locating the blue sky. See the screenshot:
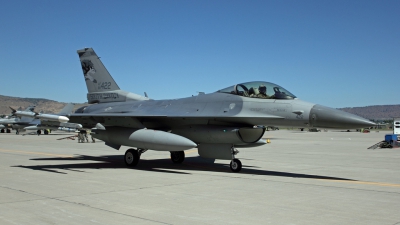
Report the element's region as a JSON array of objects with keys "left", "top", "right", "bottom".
[{"left": 0, "top": 0, "right": 398, "bottom": 108}]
